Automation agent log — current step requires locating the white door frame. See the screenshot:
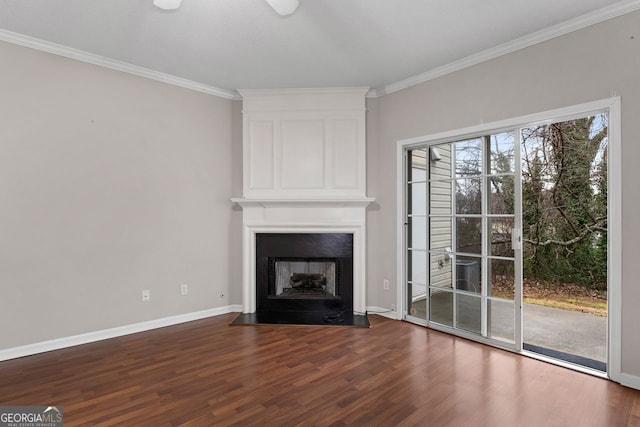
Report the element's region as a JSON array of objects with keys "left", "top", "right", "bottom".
[{"left": 396, "top": 97, "right": 621, "bottom": 382}]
